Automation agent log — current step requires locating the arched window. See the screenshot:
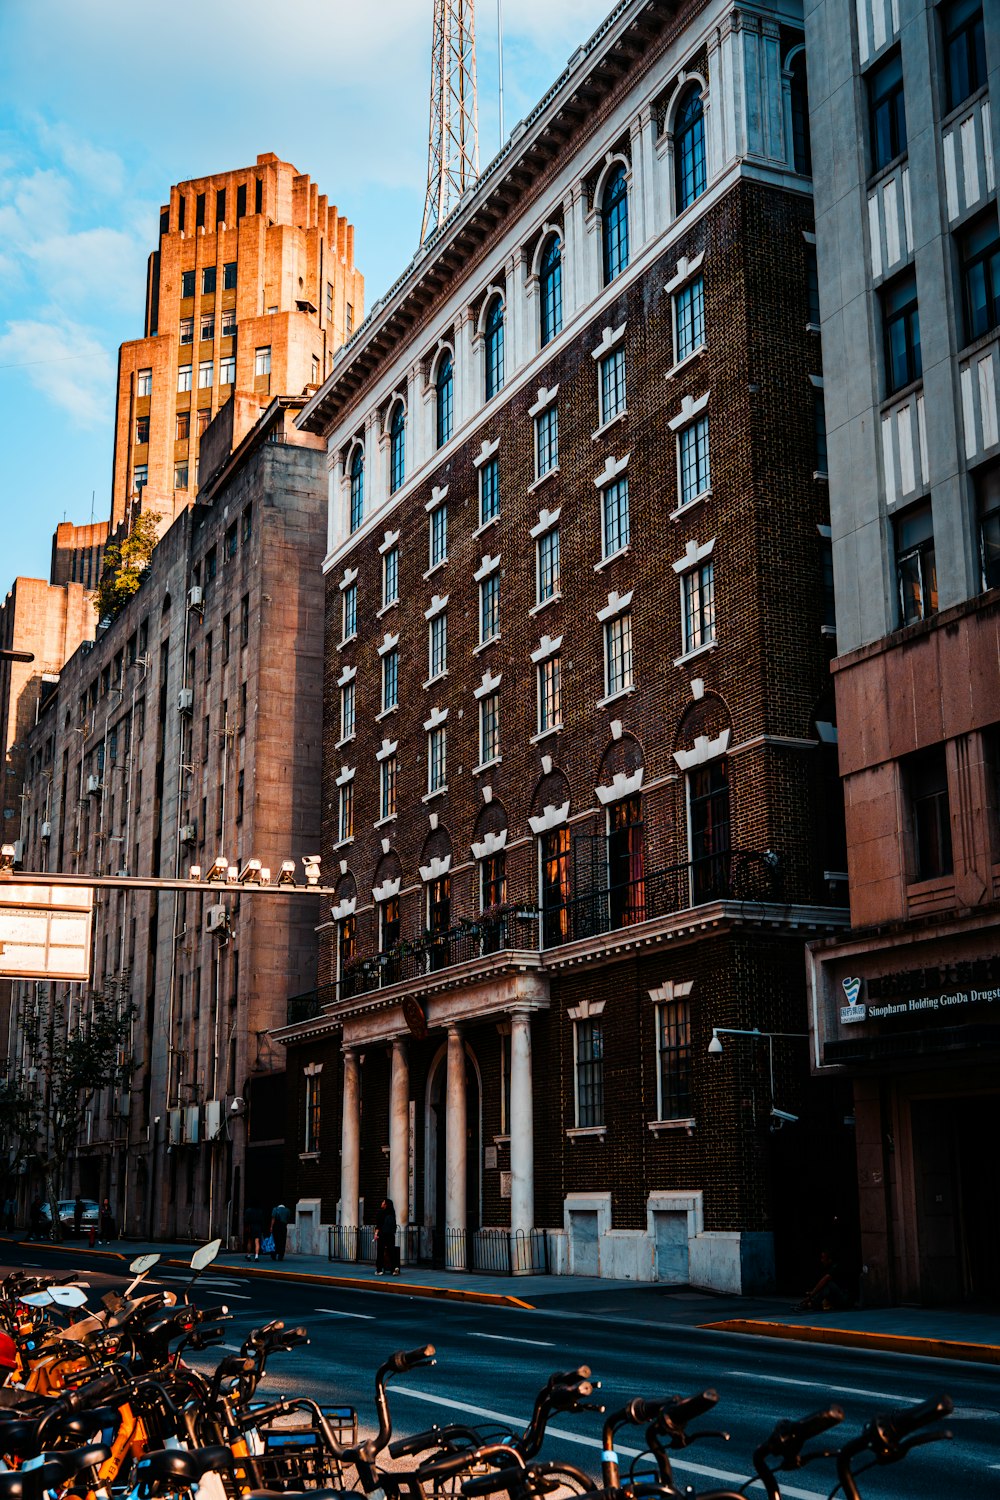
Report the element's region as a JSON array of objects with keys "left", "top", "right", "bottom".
[
  {"left": 484, "top": 295, "right": 505, "bottom": 400},
  {"left": 349, "top": 447, "right": 364, "bottom": 532},
  {"left": 436, "top": 352, "right": 454, "bottom": 448},
  {"left": 789, "top": 53, "right": 811, "bottom": 174},
  {"left": 601, "top": 165, "right": 629, "bottom": 285},
  {"left": 389, "top": 403, "right": 405, "bottom": 493},
  {"left": 674, "top": 86, "right": 707, "bottom": 212},
  {"left": 539, "top": 235, "right": 563, "bottom": 346}
]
